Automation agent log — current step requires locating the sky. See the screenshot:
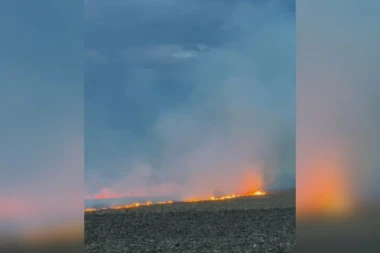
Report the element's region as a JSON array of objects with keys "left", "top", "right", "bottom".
[{"left": 84, "top": 0, "right": 296, "bottom": 199}]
